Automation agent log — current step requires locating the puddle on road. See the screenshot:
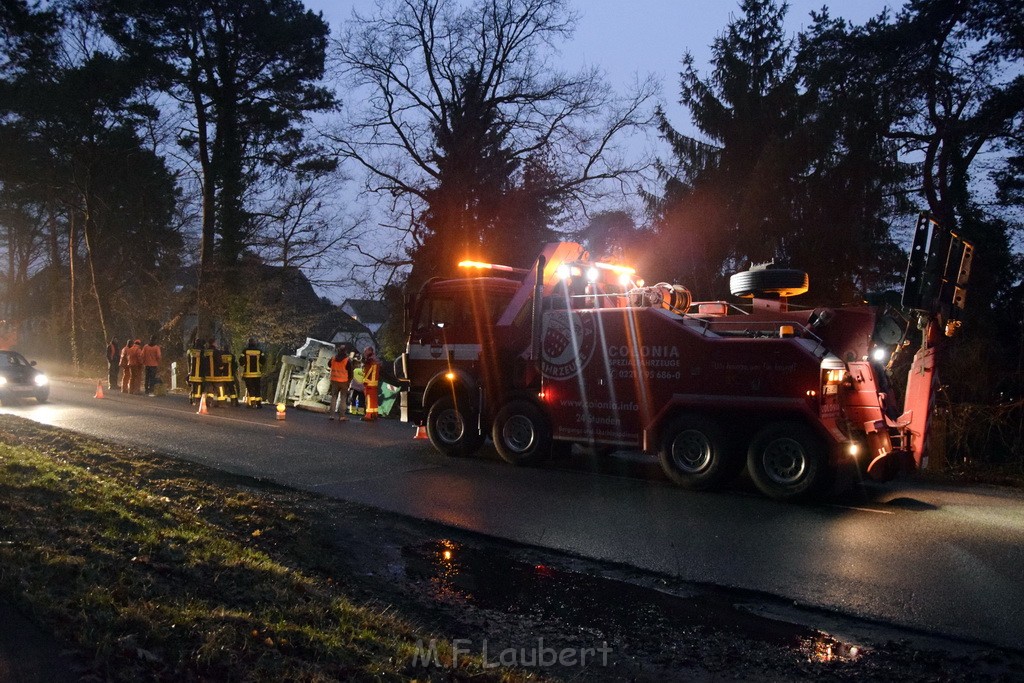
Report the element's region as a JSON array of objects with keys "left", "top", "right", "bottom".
[{"left": 402, "top": 539, "right": 862, "bottom": 663}]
